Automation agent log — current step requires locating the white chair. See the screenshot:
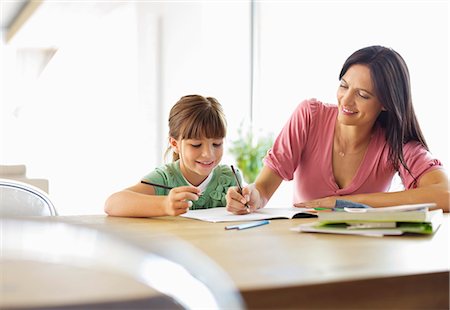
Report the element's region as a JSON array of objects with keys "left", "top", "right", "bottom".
[
  {"left": 0, "top": 178, "right": 57, "bottom": 216},
  {"left": 0, "top": 218, "right": 245, "bottom": 309},
  {"left": 0, "top": 164, "right": 49, "bottom": 193}
]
